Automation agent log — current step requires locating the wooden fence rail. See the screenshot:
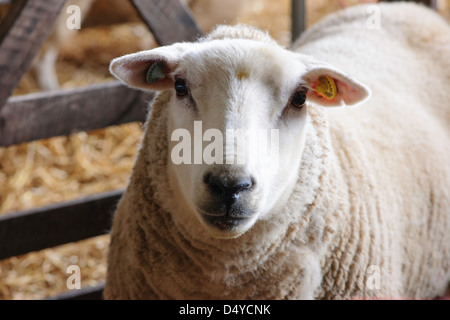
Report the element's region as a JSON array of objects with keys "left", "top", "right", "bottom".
[
  {"left": 0, "top": 82, "right": 153, "bottom": 147},
  {"left": 0, "top": 189, "right": 123, "bottom": 261}
]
